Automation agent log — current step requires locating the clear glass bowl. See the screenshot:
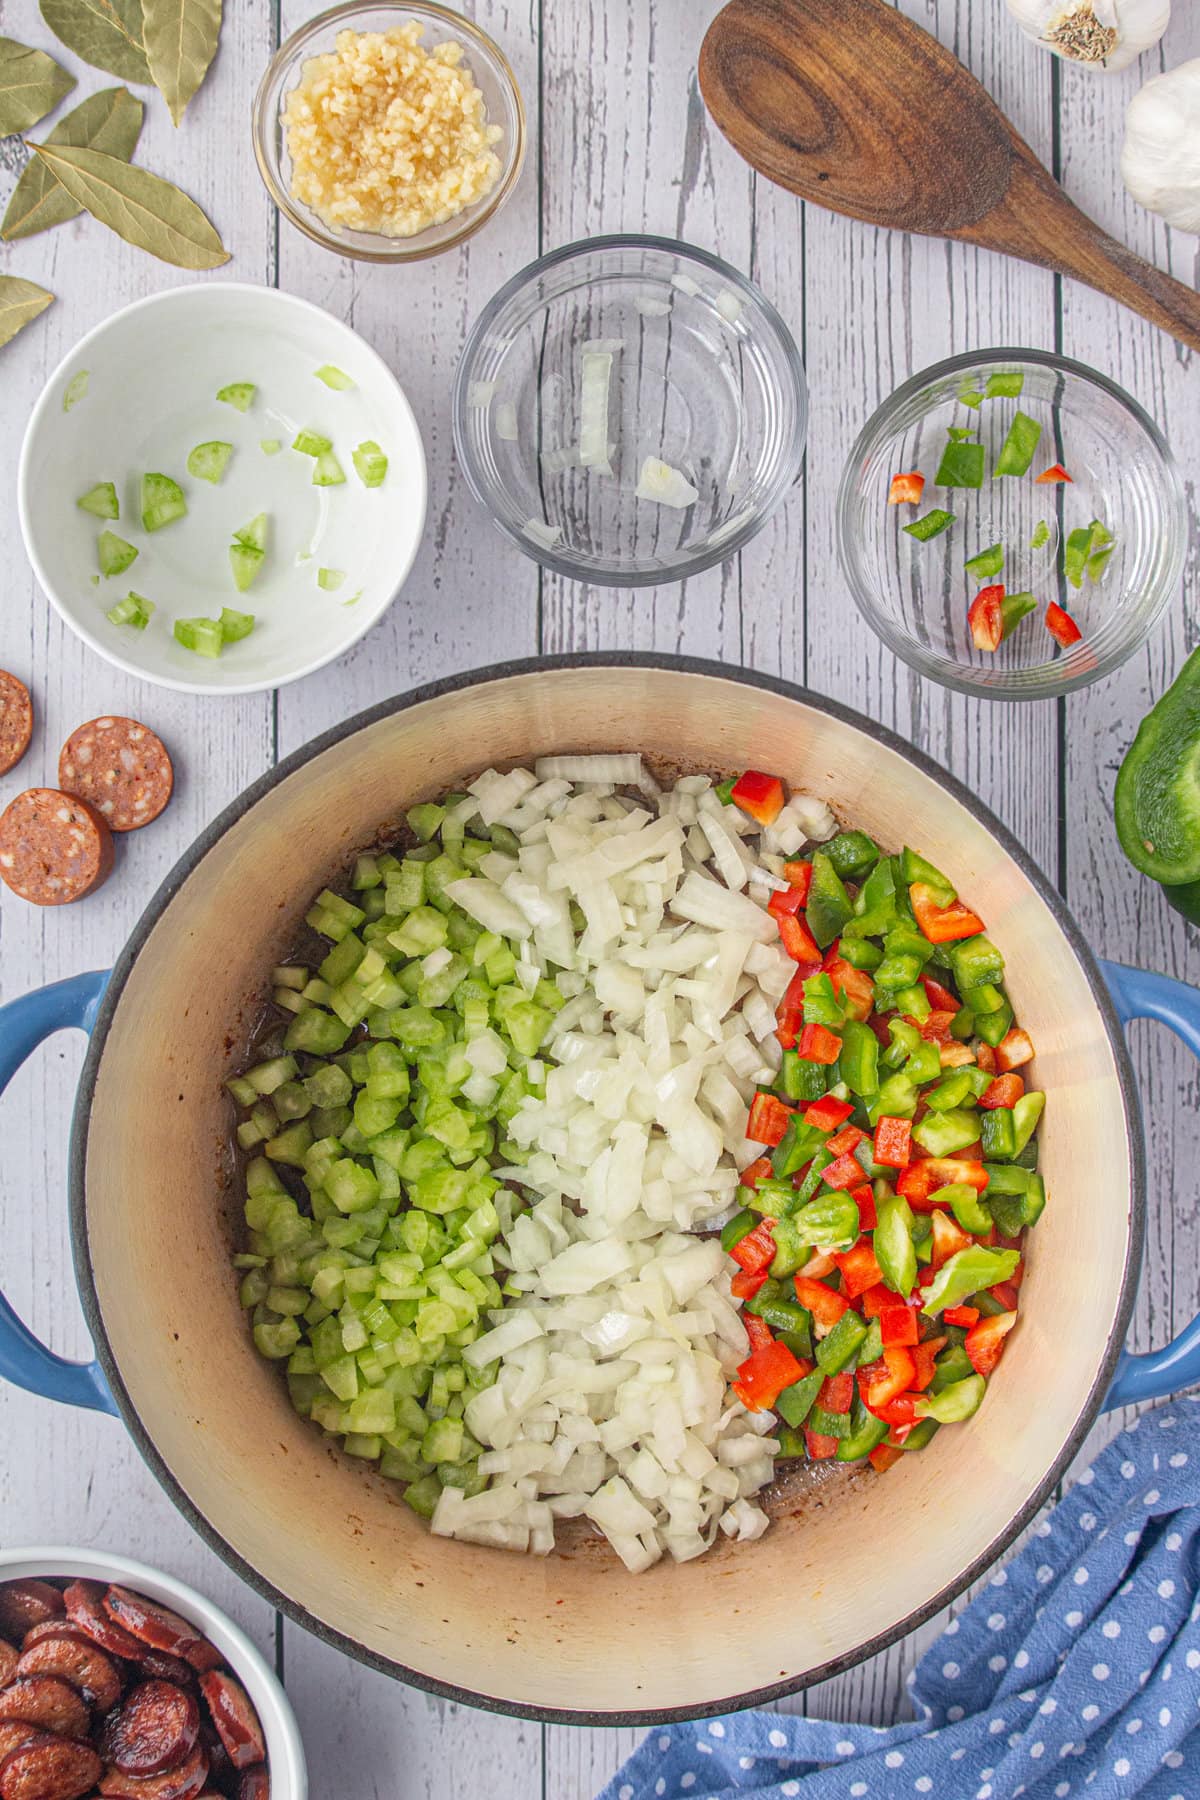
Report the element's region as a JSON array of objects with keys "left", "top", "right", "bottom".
[
  {"left": 252, "top": 1, "right": 526, "bottom": 264},
  {"left": 452, "top": 236, "right": 808, "bottom": 585},
  {"left": 836, "top": 350, "right": 1187, "bottom": 700}
]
